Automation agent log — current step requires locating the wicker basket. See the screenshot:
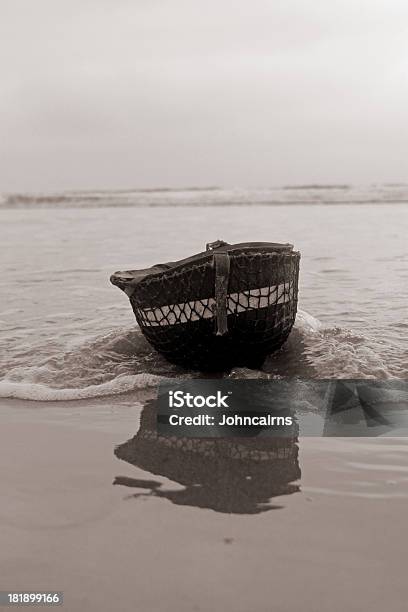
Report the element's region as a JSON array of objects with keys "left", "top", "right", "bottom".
[{"left": 111, "top": 241, "right": 300, "bottom": 370}]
